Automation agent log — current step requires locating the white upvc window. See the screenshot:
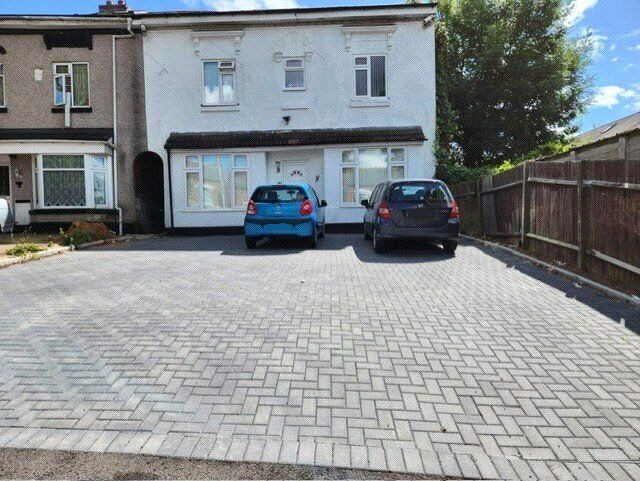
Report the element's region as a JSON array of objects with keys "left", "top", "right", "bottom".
[
  {"left": 53, "top": 63, "right": 90, "bottom": 107},
  {"left": 202, "top": 60, "right": 236, "bottom": 105},
  {"left": 284, "top": 57, "right": 305, "bottom": 90},
  {"left": 340, "top": 147, "right": 406, "bottom": 205},
  {"left": 0, "top": 63, "right": 5, "bottom": 107},
  {"left": 34, "top": 154, "right": 112, "bottom": 208},
  {"left": 183, "top": 153, "right": 249, "bottom": 210},
  {"left": 353, "top": 55, "right": 387, "bottom": 99}
]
